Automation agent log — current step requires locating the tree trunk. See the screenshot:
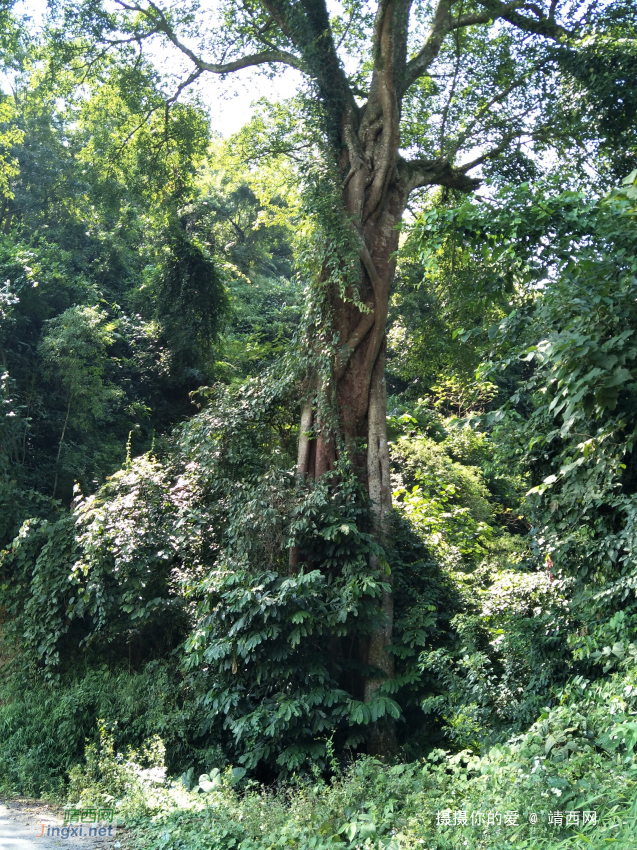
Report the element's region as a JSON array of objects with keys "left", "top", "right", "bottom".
[
  {"left": 364, "top": 339, "right": 396, "bottom": 755},
  {"left": 287, "top": 5, "right": 479, "bottom": 756},
  {"left": 294, "top": 128, "right": 407, "bottom": 753}
]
